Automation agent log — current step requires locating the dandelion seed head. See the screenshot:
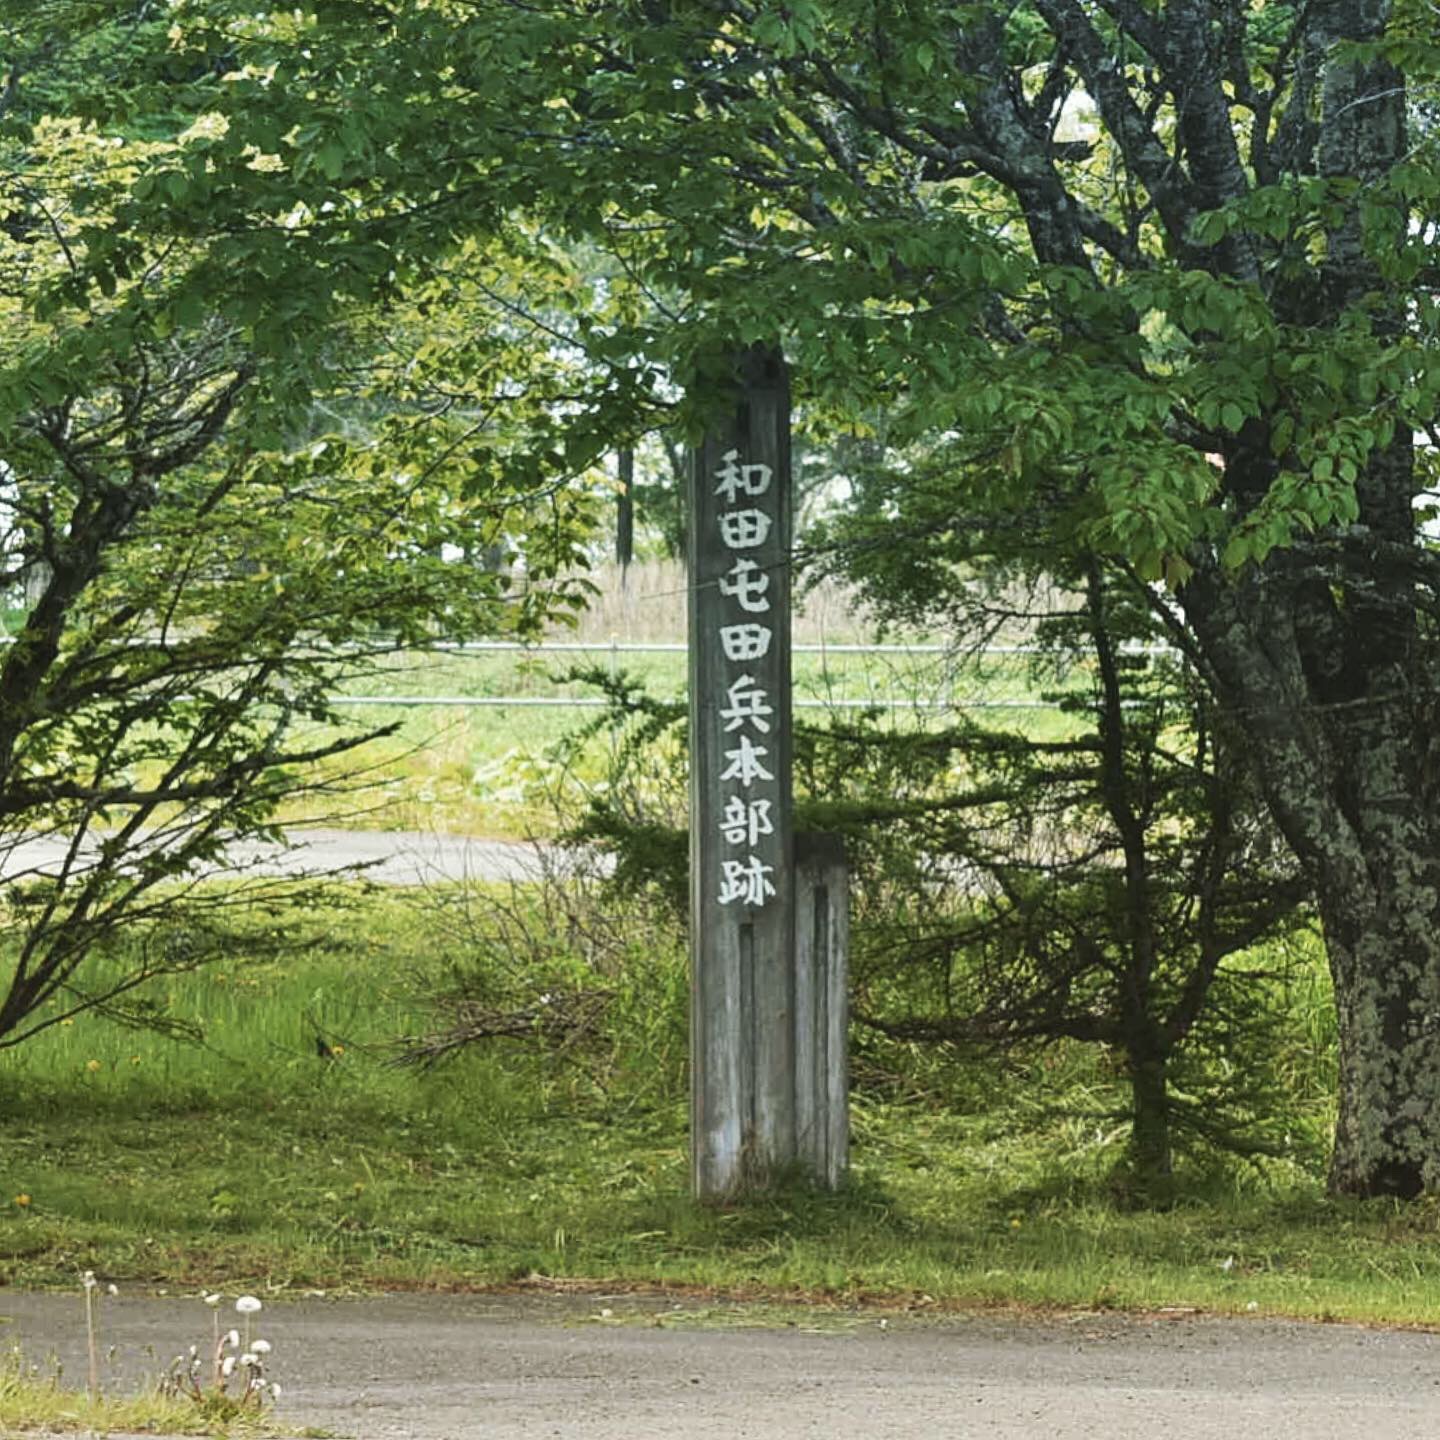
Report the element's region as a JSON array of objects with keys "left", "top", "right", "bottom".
[
  {"left": 224, "top": 1328, "right": 240, "bottom": 1348},
  {"left": 203, "top": 1293, "right": 222, "bottom": 1307},
  {"left": 235, "top": 1295, "right": 263, "bottom": 1314},
  {"left": 221, "top": 1355, "right": 236, "bottom": 1378},
  {"left": 250, "top": 1338, "right": 272, "bottom": 1354}
]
